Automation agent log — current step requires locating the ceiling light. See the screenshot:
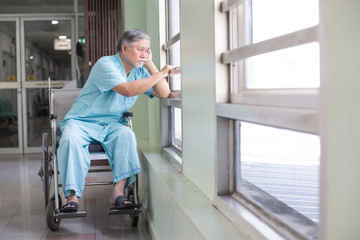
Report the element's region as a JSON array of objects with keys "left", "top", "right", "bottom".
[
  {"left": 59, "top": 36, "right": 67, "bottom": 40},
  {"left": 51, "top": 20, "right": 58, "bottom": 25}
]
